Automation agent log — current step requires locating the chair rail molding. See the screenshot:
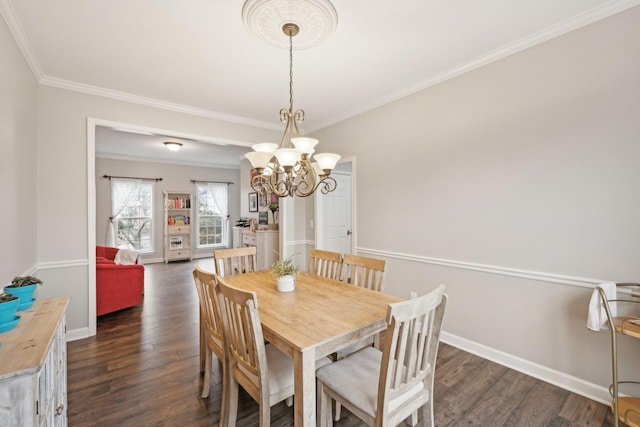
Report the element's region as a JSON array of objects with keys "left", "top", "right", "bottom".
[{"left": 356, "top": 247, "right": 603, "bottom": 289}]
